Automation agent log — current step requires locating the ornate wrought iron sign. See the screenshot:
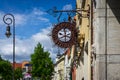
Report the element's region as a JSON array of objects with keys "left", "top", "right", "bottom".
[{"left": 52, "top": 22, "right": 77, "bottom": 48}]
